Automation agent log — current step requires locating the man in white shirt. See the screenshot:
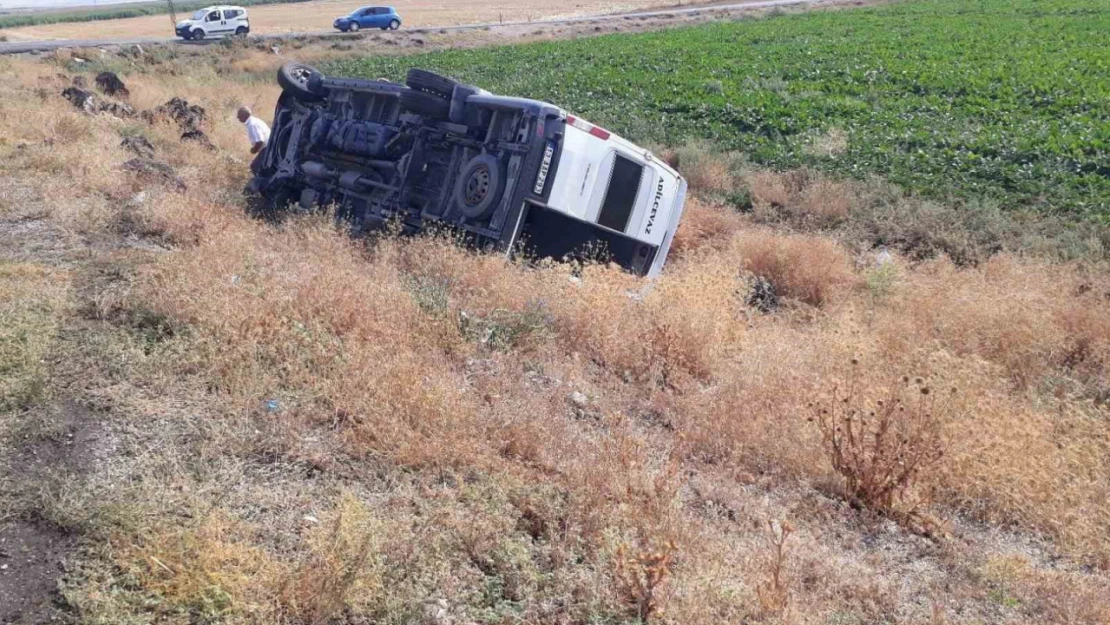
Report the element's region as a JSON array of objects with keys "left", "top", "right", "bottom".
[{"left": 238, "top": 106, "right": 271, "bottom": 173}]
